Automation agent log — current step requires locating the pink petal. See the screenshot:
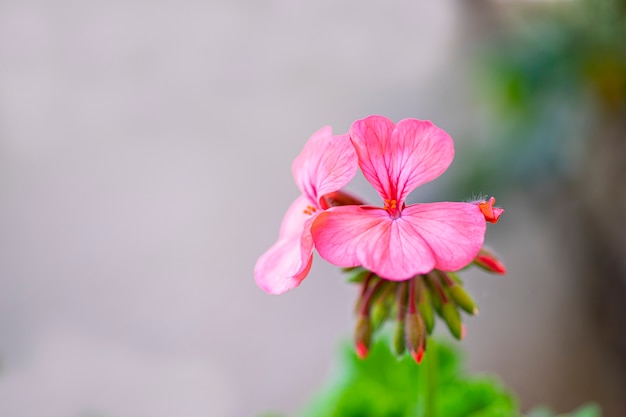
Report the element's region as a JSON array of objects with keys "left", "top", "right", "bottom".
[
  {"left": 292, "top": 126, "right": 358, "bottom": 208},
  {"left": 278, "top": 195, "right": 316, "bottom": 238},
  {"left": 311, "top": 206, "right": 436, "bottom": 280},
  {"left": 400, "top": 202, "right": 486, "bottom": 271},
  {"left": 391, "top": 119, "right": 455, "bottom": 204},
  {"left": 350, "top": 116, "right": 454, "bottom": 205},
  {"left": 255, "top": 214, "right": 316, "bottom": 295},
  {"left": 348, "top": 116, "right": 396, "bottom": 201},
  {"left": 311, "top": 202, "right": 486, "bottom": 280}
]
